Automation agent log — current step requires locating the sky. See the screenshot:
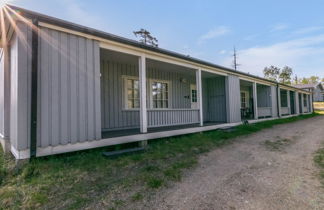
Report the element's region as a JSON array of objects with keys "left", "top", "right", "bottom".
[{"left": 7, "top": 0, "right": 324, "bottom": 78}]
